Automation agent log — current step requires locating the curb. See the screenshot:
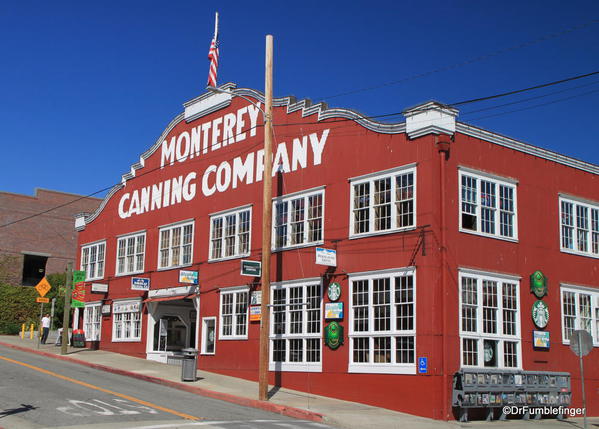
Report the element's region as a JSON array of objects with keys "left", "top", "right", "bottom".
[{"left": 0, "top": 341, "right": 324, "bottom": 423}]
